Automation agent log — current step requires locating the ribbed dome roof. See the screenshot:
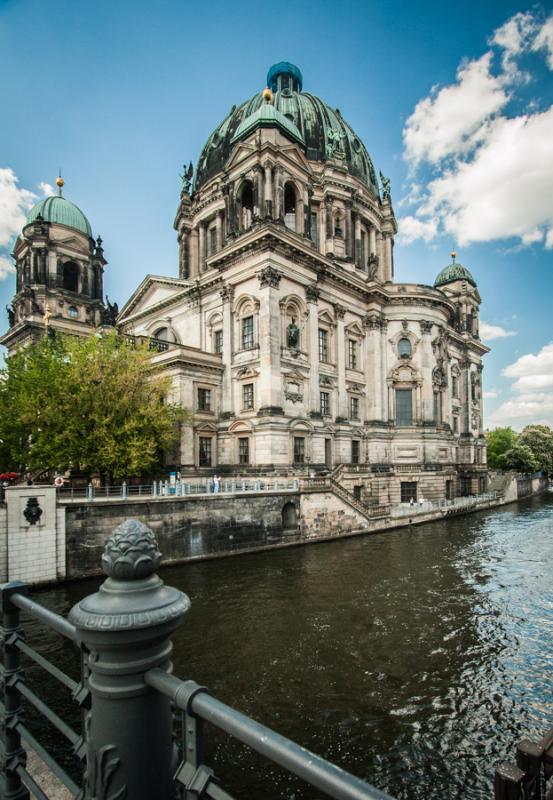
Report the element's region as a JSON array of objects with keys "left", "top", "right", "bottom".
[
  {"left": 434, "top": 258, "right": 477, "bottom": 288},
  {"left": 26, "top": 195, "right": 93, "bottom": 238},
  {"left": 194, "top": 62, "right": 379, "bottom": 194}
]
